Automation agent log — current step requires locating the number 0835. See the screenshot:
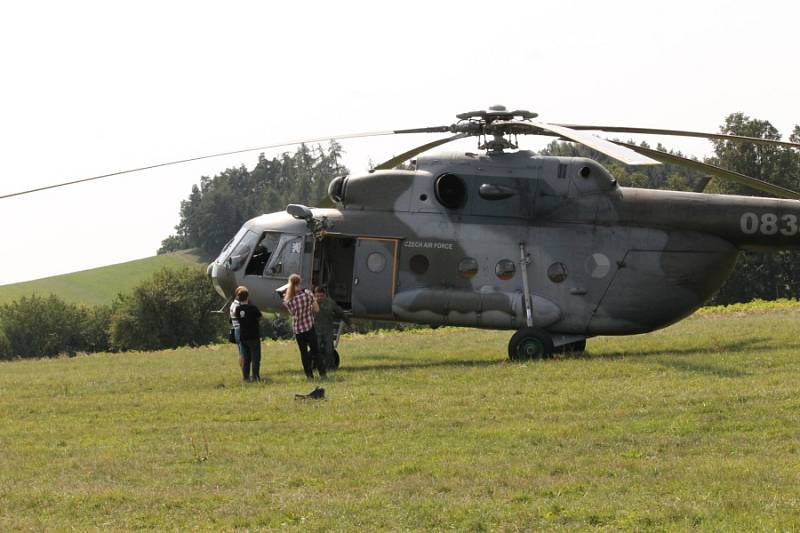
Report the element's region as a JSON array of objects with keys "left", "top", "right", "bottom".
[{"left": 740, "top": 212, "right": 799, "bottom": 236}]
